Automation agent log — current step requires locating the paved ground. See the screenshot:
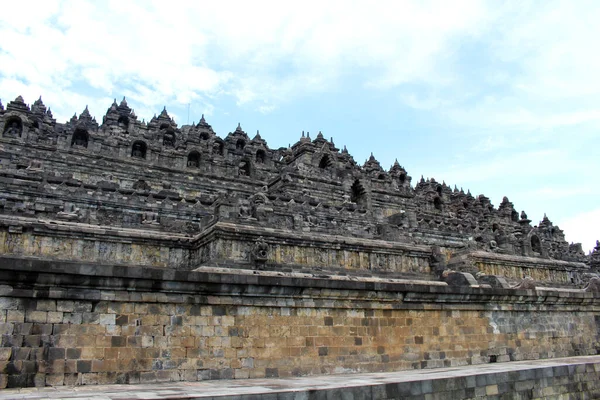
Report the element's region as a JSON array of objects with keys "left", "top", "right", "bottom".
[{"left": 1, "top": 355, "right": 600, "bottom": 400}]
